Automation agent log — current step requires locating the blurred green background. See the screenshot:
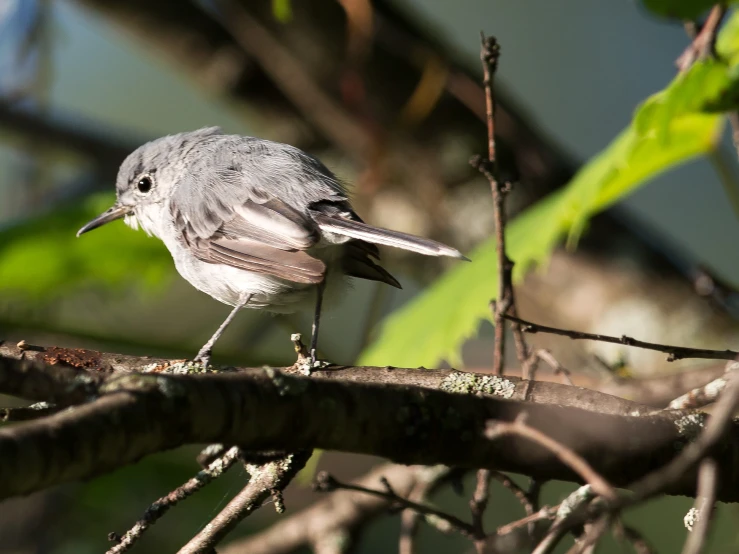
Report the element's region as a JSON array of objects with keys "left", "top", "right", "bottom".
[{"left": 2, "top": 0, "right": 739, "bottom": 552}]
